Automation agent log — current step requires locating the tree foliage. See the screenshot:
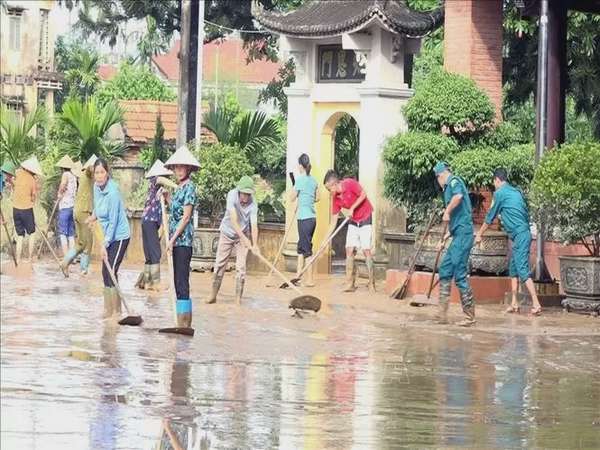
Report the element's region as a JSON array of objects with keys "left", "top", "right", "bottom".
[
  {"left": 136, "top": 16, "right": 169, "bottom": 66},
  {"left": 139, "top": 116, "right": 172, "bottom": 169},
  {"left": 0, "top": 107, "right": 48, "bottom": 165},
  {"left": 95, "top": 63, "right": 176, "bottom": 106},
  {"left": 530, "top": 142, "right": 600, "bottom": 256},
  {"left": 334, "top": 115, "right": 359, "bottom": 179}
]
